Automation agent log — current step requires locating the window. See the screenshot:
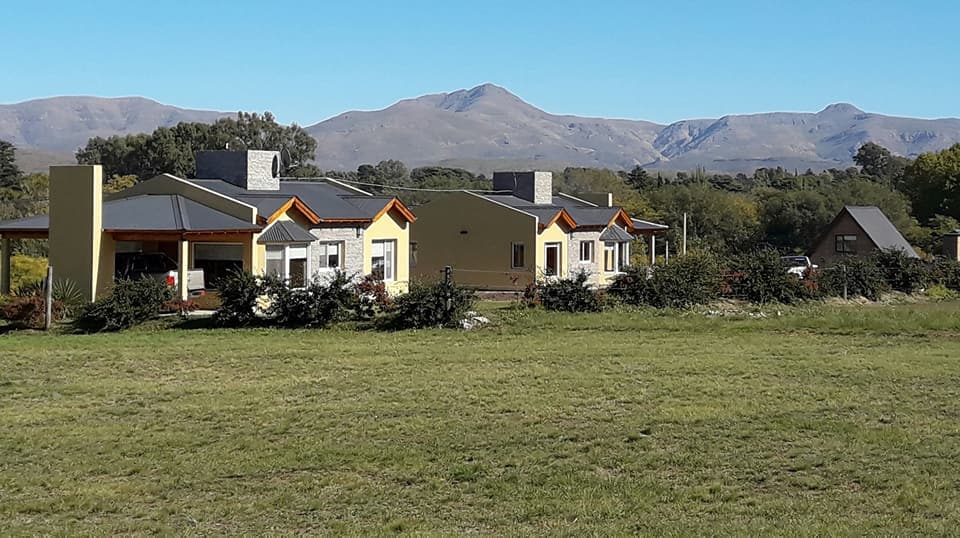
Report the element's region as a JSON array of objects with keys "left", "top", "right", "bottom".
[
  {"left": 604, "top": 243, "right": 617, "bottom": 272},
  {"left": 371, "top": 239, "right": 395, "bottom": 281},
  {"left": 618, "top": 242, "right": 630, "bottom": 270},
  {"left": 544, "top": 243, "right": 561, "bottom": 277},
  {"left": 410, "top": 241, "right": 418, "bottom": 268},
  {"left": 265, "top": 244, "right": 310, "bottom": 287},
  {"left": 316, "top": 242, "right": 342, "bottom": 270},
  {"left": 511, "top": 242, "right": 525, "bottom": 269},
  {"left": 835, "top": 234, "right": 857, "bottom": 254},
  {"left": 579, "top": 240, "right": 594, "bottom": 263},
  {"left": 193, "top": 243, "right": 244, "bottom": 289}
]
